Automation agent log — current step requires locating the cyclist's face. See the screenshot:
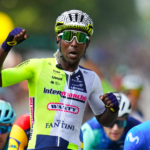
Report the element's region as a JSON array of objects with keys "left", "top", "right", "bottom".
[
  {"left": 103, "top": 118, "right": 126, "bottom": 141},
  {"left": 0, "top": 123, "right": 10, "bottom": 150},
  {"left": 57, "top": 30, "right": 90, "bottom": 69}
]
